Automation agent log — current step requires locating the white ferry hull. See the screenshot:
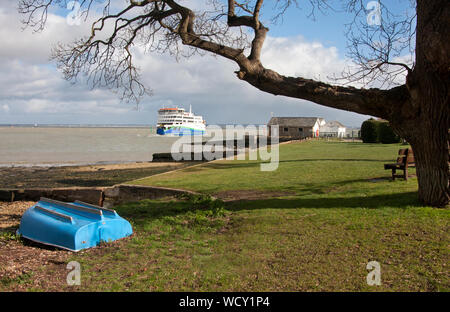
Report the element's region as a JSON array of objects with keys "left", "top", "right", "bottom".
[{"left": 157, "top": 124, "right": 205, "bottom": 136}]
